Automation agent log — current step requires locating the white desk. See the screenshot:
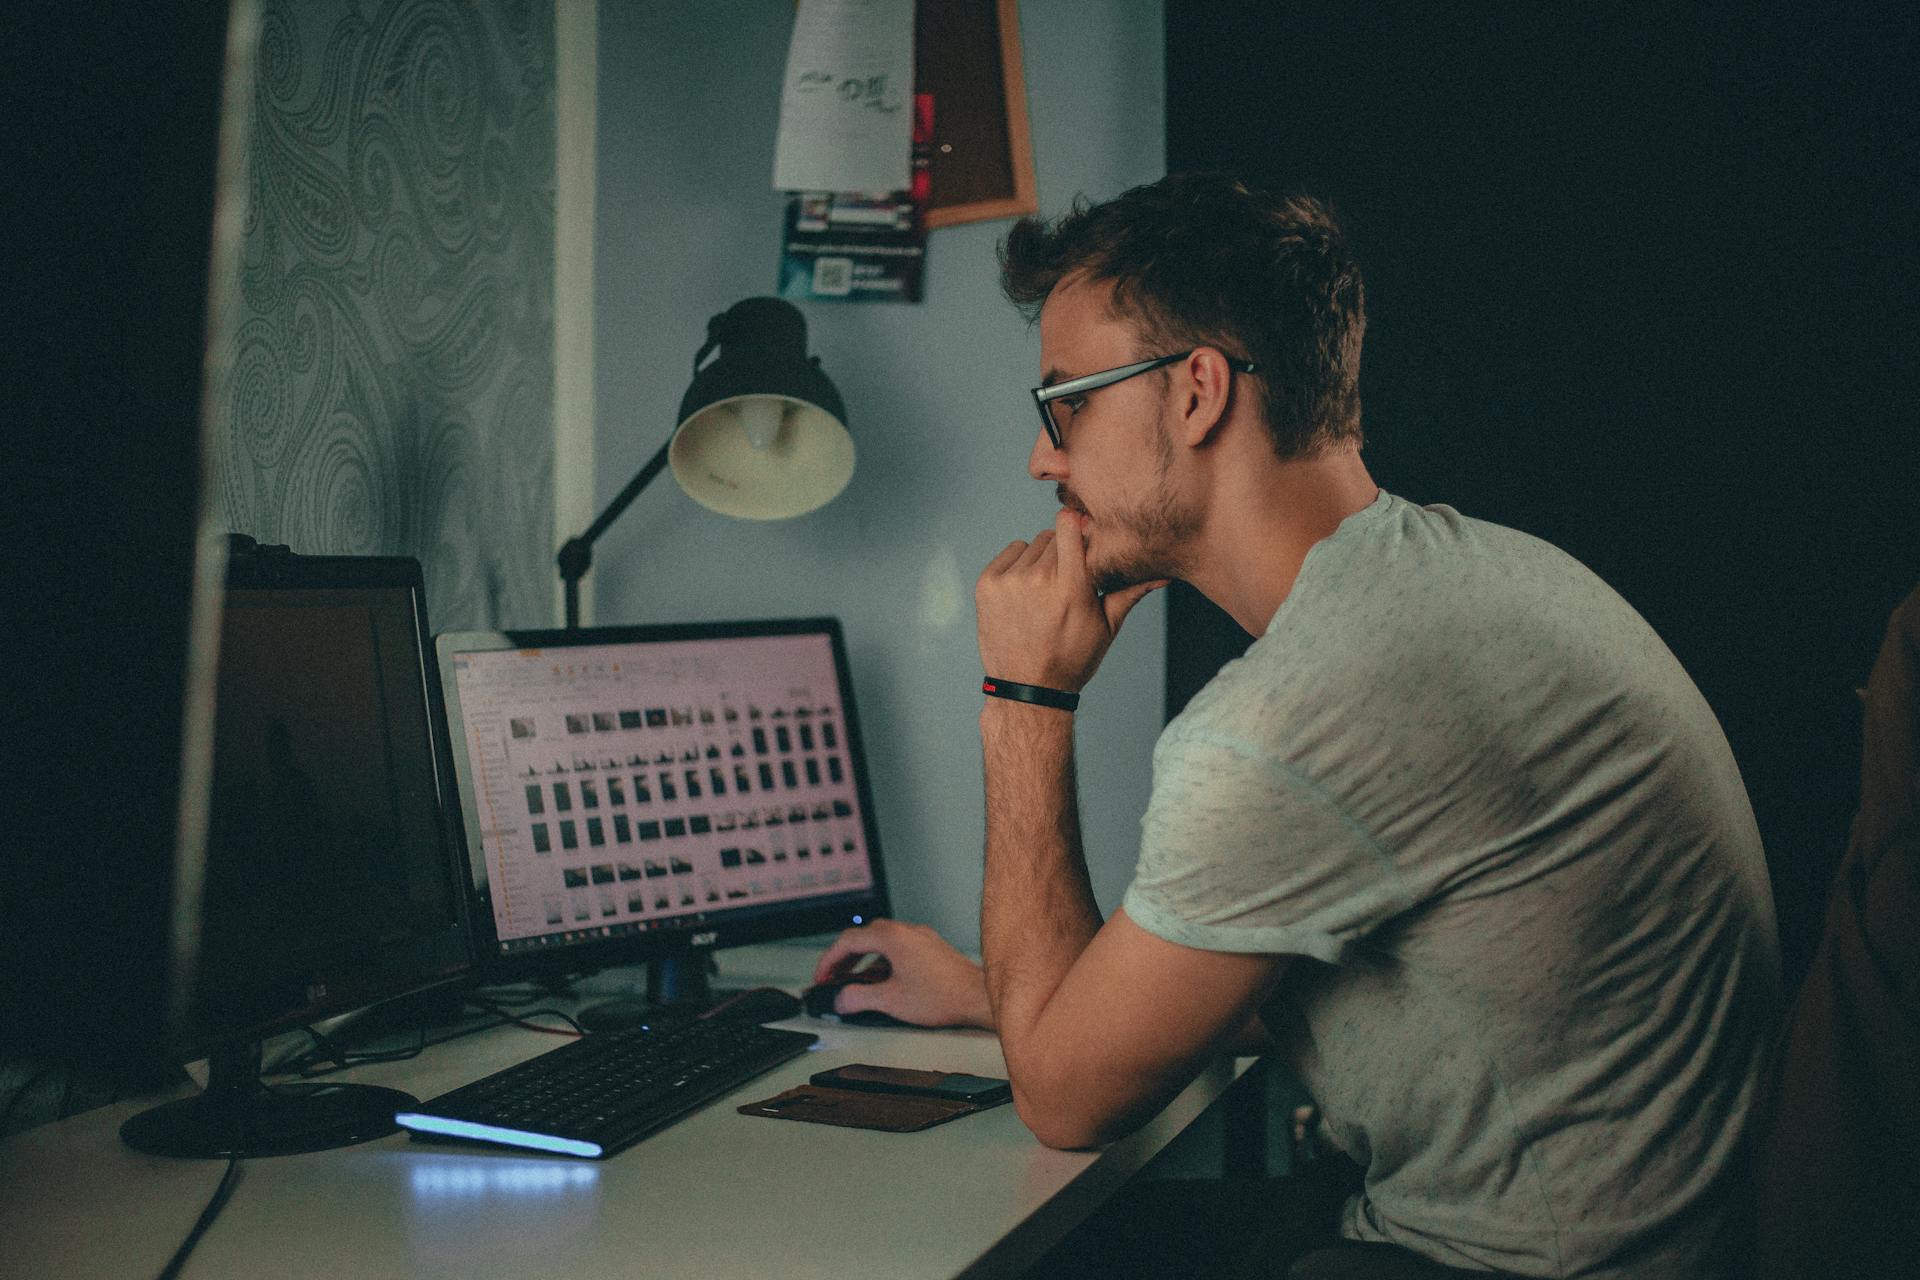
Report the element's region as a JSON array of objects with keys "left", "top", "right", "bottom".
[{"left": 0, "top": 945, "right": 1255, "bottom": 1280}]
